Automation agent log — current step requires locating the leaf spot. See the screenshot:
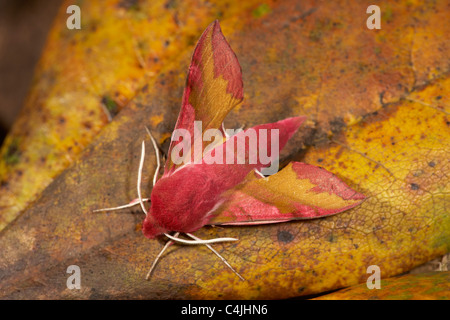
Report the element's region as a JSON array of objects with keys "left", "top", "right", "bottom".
[
  {"left": 410, "top": 183, "right": 420, "bottom": 190},
  {"left": 277, "top": 230, "right": 294, "bottom": 243}
]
